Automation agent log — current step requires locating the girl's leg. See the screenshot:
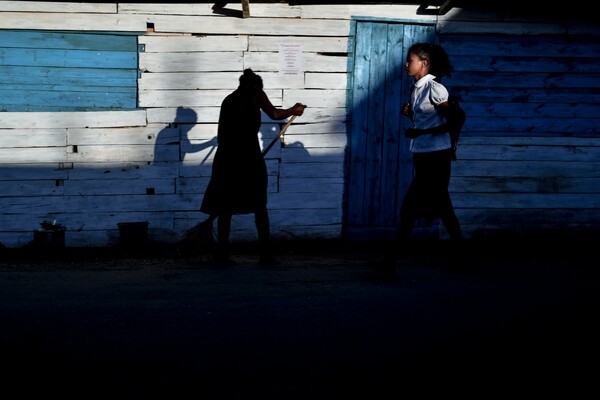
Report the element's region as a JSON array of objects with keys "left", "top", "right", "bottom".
[{"left": 434, "top": 150, "right": 463, "bottom": 241}]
